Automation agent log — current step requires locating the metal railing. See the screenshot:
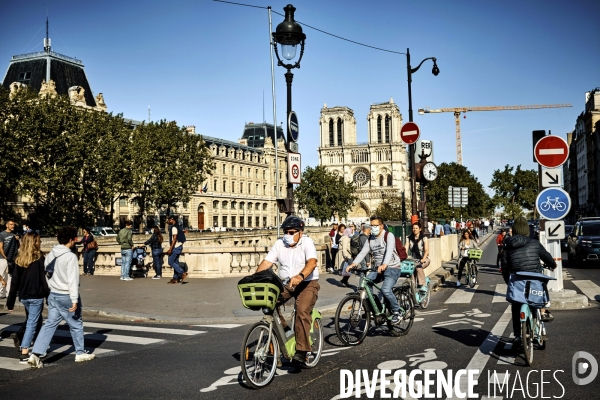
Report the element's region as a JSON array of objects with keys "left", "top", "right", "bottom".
[{"left": 12, "top": 50, "right": 83, "bottom": 65}]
